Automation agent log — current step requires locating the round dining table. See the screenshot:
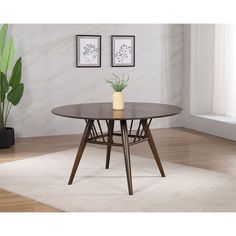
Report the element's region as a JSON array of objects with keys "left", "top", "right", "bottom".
[{"left": 52, "top": 102, "right": 182, "bottom": 195}]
